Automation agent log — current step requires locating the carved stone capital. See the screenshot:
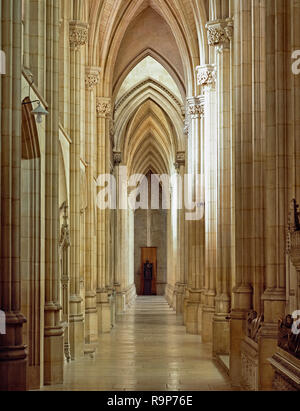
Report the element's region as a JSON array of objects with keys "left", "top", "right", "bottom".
[
  {"left": 187, "top": 97, "right": 204, "bottom": 119},
  {"left": 113, "top": 151, "right": 122, "bottom": 166},
  {"left": 69, "top": 21, "right": 88, "bottom": 50},
  {"left": 206, "top": 18, "right": 233, "bottom": 52},
  {"left": 85, "top": 67, "right": 100, "bottom": 91},
  {"left": 176, "top": 151, "right": 185, "bottom": 166},
  {"left": 96, "top": 97, "right": 112, "bottom": 118},
  {"left": 196, "top": 64, "right": 217, "bottom": 89},
  {"left": 174, "top": 151, "right": 185, "bottom": 172}
]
